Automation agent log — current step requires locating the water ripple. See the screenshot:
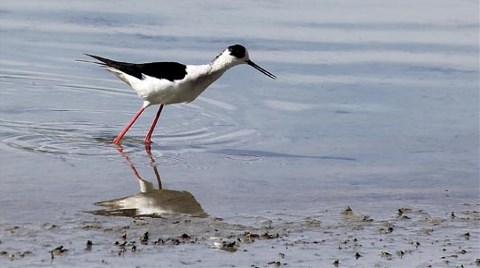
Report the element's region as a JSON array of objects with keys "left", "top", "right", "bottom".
[{"left": 0, "top": 110, "right": 257, "bottom": 161}]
